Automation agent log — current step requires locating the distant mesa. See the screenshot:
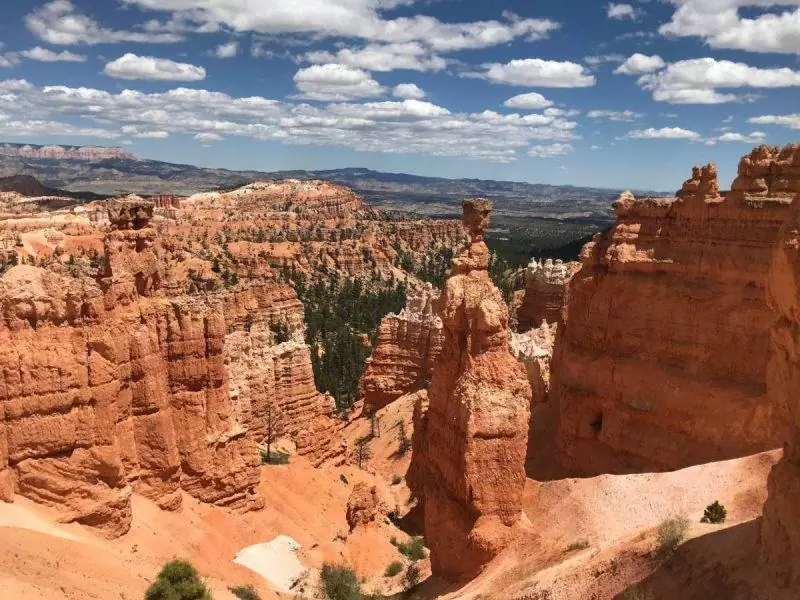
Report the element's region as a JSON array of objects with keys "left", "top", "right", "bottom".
[{"left": 0, "top": 143, "right": 135, "bottom": 161}]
